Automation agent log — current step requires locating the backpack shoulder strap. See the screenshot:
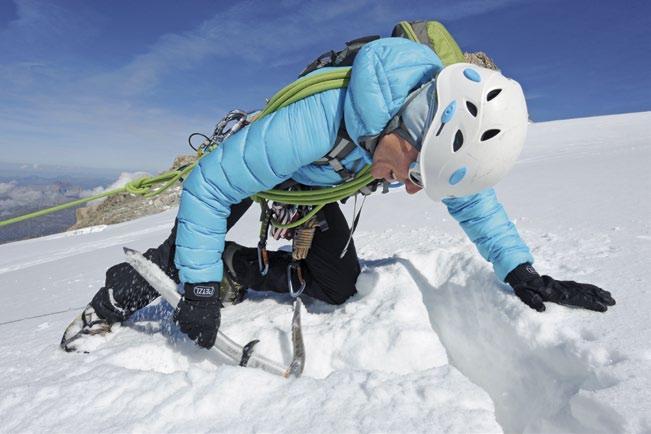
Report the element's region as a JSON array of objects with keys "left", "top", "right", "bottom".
[
  {"left": 299, "top": 35, "right": 380, "bottom": 77},
  {"left": 312, "top": 123, "right": 357, "bottom": 180}
]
